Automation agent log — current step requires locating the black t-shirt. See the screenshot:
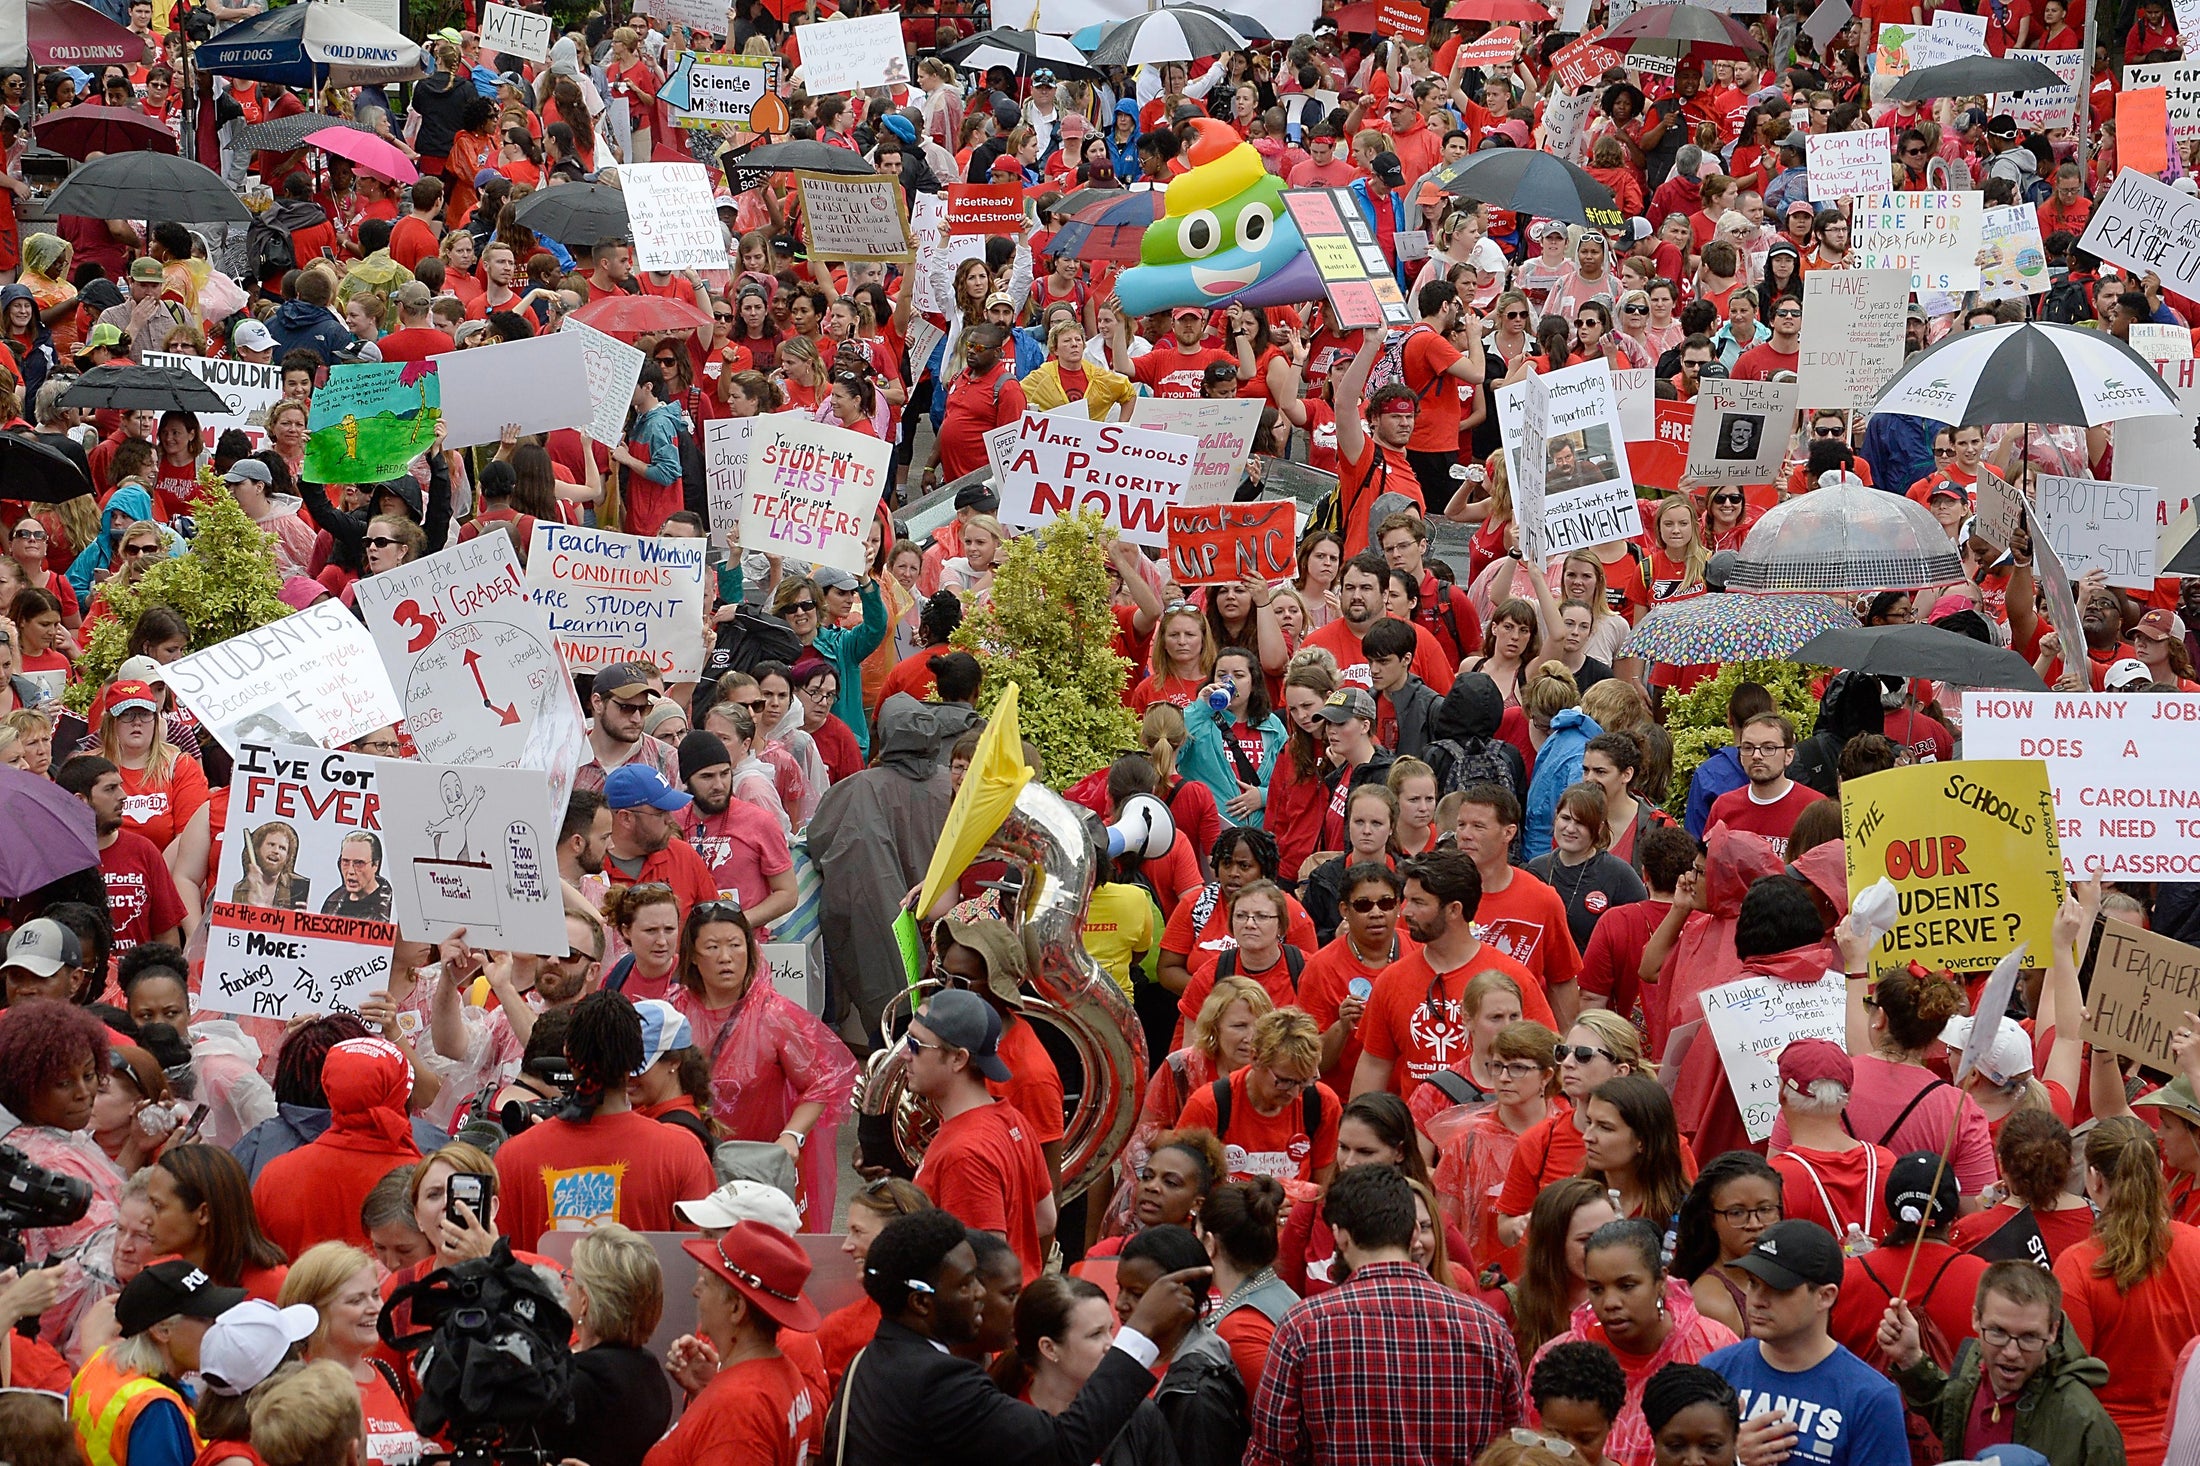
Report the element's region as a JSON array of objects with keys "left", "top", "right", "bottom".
[
  {"left": 1468, "top": 347, "right": 1507, "bottom": 463},
  {"left": 1528, "top": 850, "right": 1650, "bottom": 951}
]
